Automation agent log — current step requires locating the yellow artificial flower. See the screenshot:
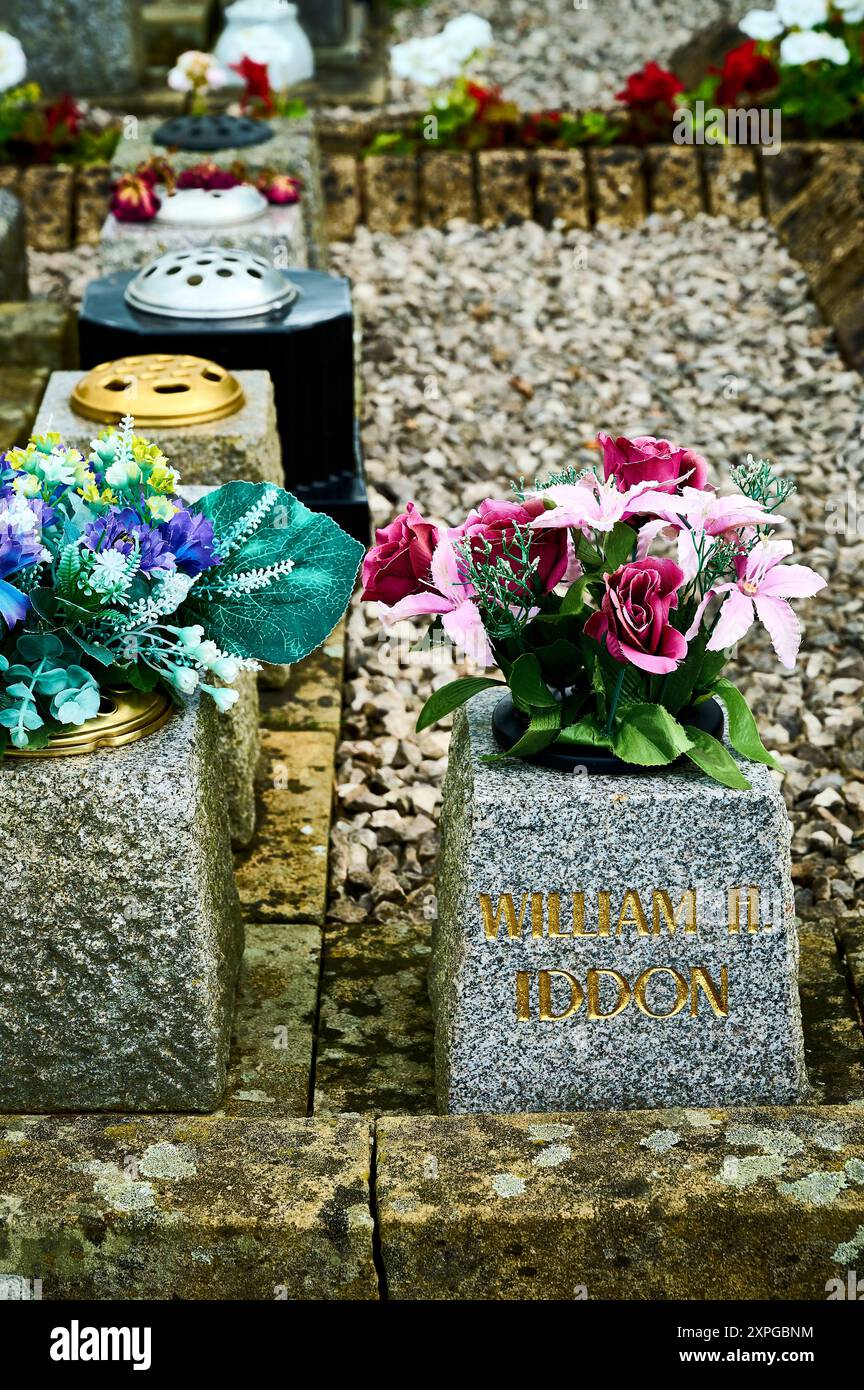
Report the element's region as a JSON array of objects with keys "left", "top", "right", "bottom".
[
  {"left": 12, "top": 471, "right": 40, "bottom": 497},
  {"left": 146, "top": 495, "right": 178, "bottom": 522},
  {"left": 147, "top": 463, "right": 180, "bottom": 495}
]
